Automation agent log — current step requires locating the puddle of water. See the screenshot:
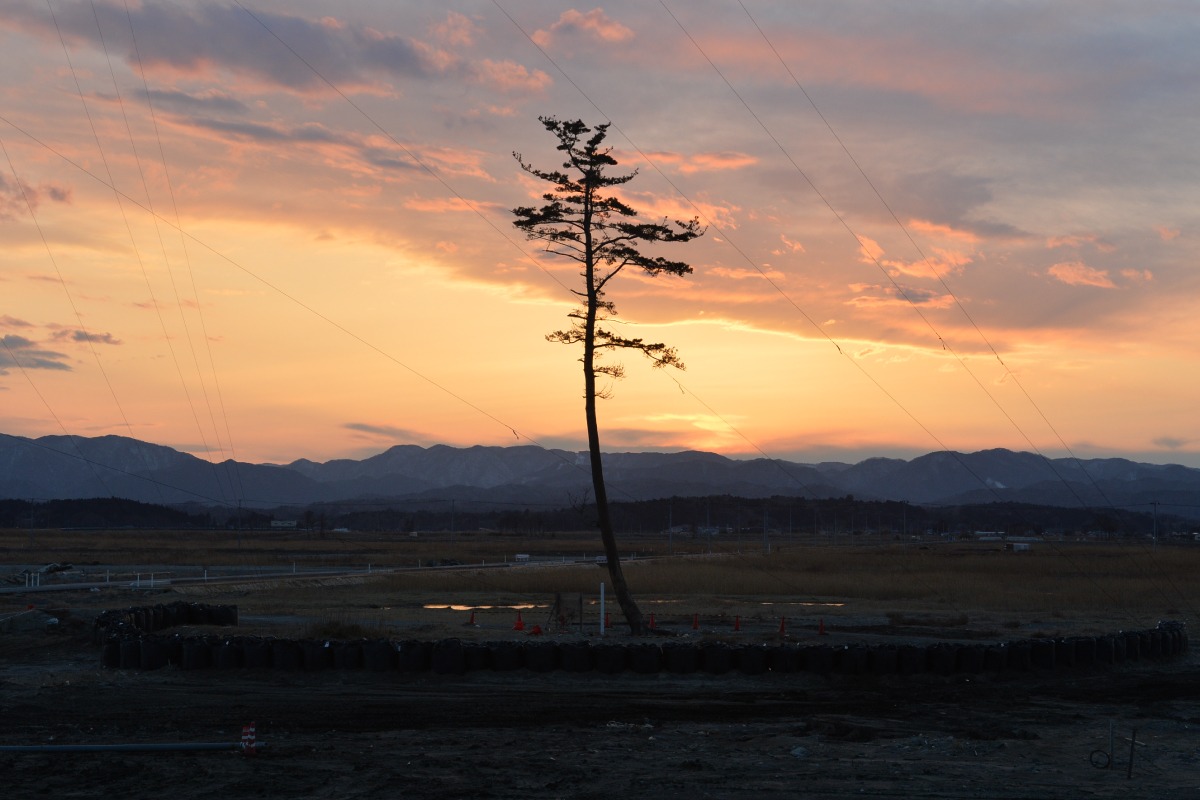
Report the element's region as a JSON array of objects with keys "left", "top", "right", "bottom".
[
  {"left": 423, "top": 603, "right": 546, "bottom": 611},
  {"left": 760, "top": 601, "right": 846, "bottom": 607}
]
